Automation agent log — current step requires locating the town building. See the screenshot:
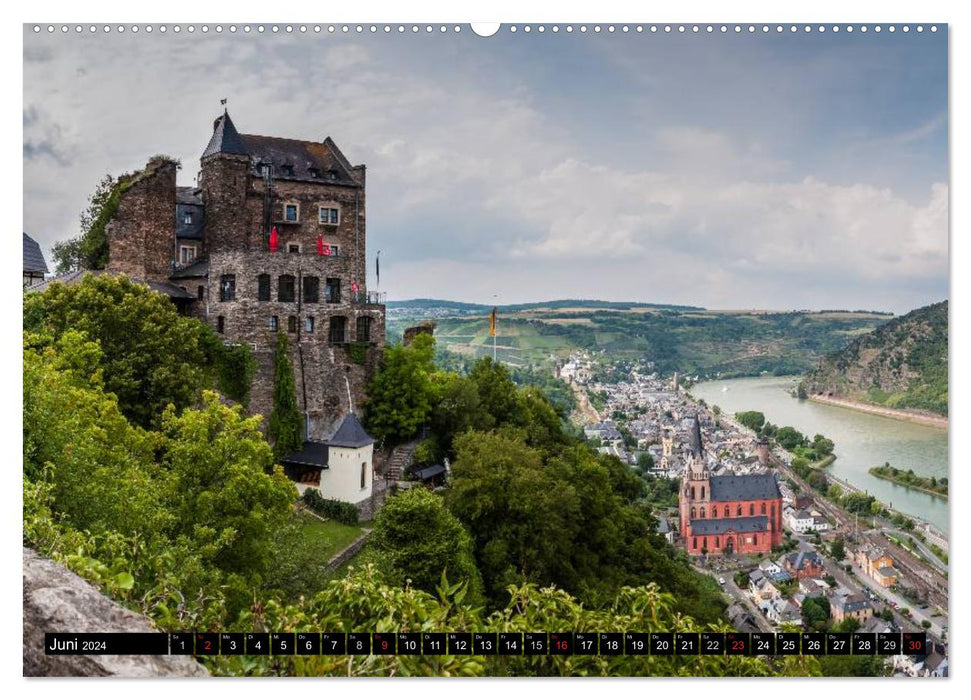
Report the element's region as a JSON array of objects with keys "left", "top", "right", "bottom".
[
  {"left": 679, "top": 417, "right": 784, "bottom": 555},
  {"left": 100, "top": 111, "right": 386, "bottom": 439},
  {"left": 830, "top": 591, "right": 873, "bottom": 625},
  {"left": 855, "top": 545, "right": 900, "bottom": 588},
  {"left": 783, "top": 550, "right": 825, "bottom": 580},
  {"left": 23, "top": 232, "right": 48, "bottom": 287}
]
